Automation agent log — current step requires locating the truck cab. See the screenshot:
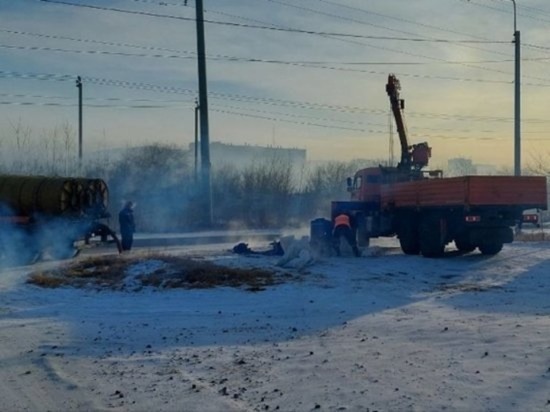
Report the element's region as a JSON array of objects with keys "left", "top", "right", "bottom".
[{"left": 348, "top": 167, "right": 382, "bottom": 203}]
